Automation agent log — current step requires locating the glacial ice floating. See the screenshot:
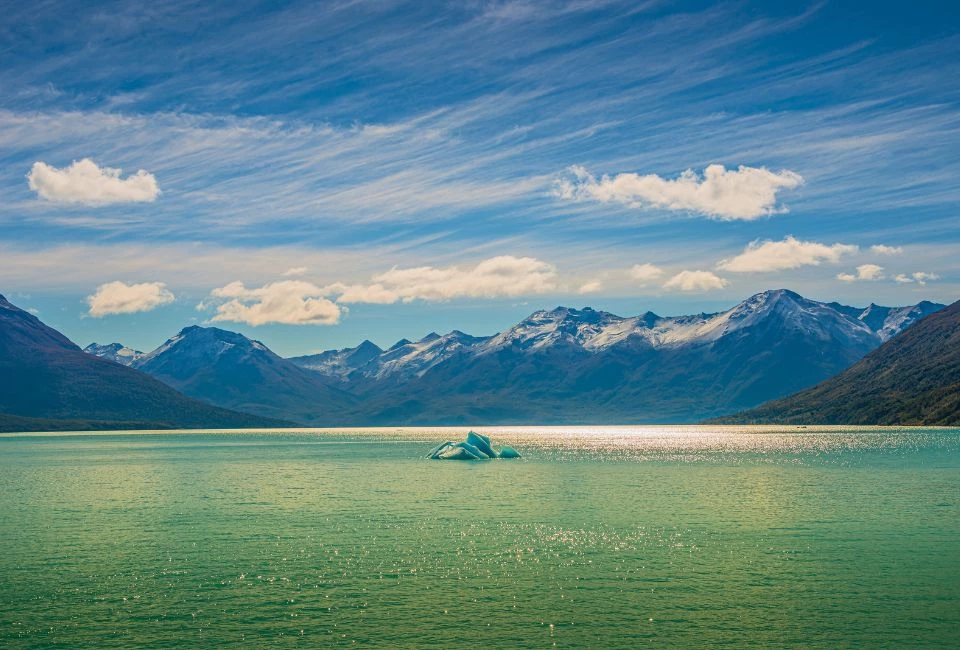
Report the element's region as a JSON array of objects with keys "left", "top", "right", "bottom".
[
  {"left": 438, "top": 444, "right": 486, "bottom": 460},
  {"left": 427, "top": 431, "right": 521, "bottom": 460},
  {"left": 498, "top": 446, "right": 521, "bottom": 459},
  {"left": 426, "top": 441, "right": 457, "bottom": 458},
  {"left": 465, "top": 431, "right": 497, "bottom": 458}
]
